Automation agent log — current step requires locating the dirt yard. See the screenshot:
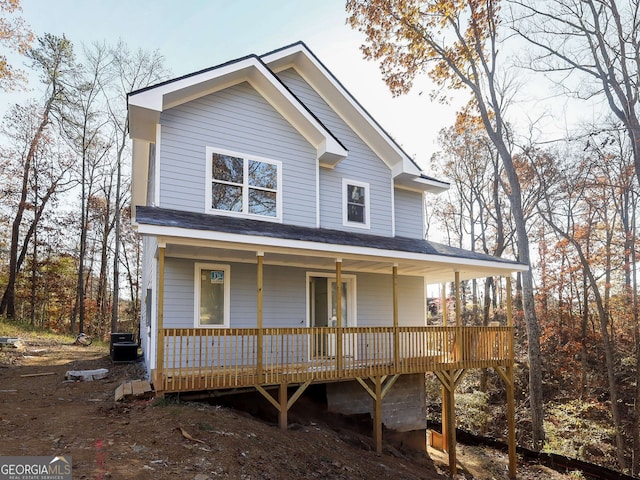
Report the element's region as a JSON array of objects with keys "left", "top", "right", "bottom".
[{"left": 0, "top": 333, "right": 572, "bottom": 479}]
